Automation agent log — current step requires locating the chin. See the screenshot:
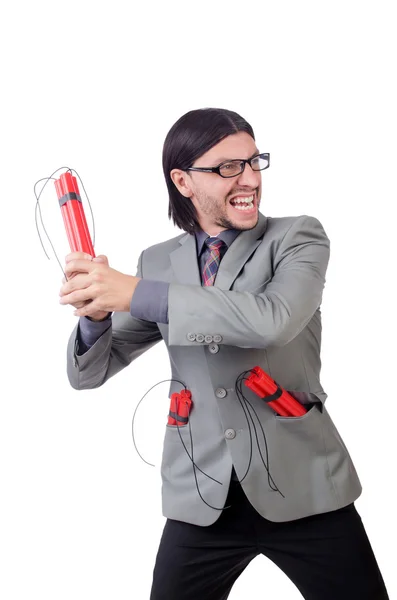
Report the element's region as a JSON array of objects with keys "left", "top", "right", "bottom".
[
  {"left": 229, "top": 215, "right": 259, "bottom": 232},
  {"left": 229, "top": 205, "right": 259, "bottom": 220}
]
